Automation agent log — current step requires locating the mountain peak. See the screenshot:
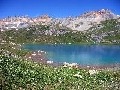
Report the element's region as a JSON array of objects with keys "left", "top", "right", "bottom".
[
  {"left": 0, "top": 9, "right": 119, "bottom": 31},
  {"left": 80, "top": 9, "right": 117, "bottom": 19}
]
